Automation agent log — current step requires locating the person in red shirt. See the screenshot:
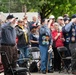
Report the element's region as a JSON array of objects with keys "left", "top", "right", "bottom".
[{"left": 52, "top": 22, "right": 65, "bottom": 71}]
